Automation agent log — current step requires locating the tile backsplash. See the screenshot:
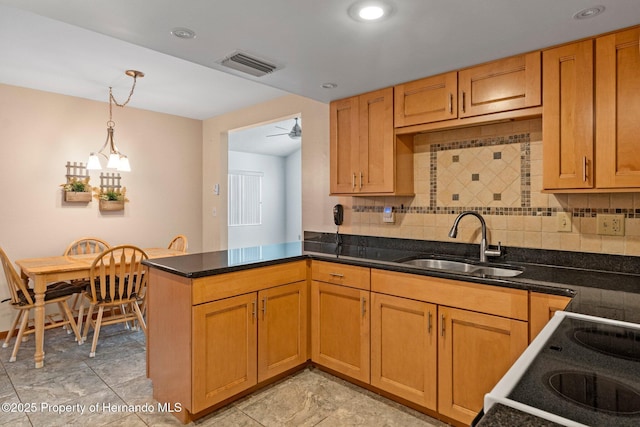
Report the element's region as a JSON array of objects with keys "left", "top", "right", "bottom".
[{"left": 337, "top": 118, "right": 640, "bottom": 256}]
